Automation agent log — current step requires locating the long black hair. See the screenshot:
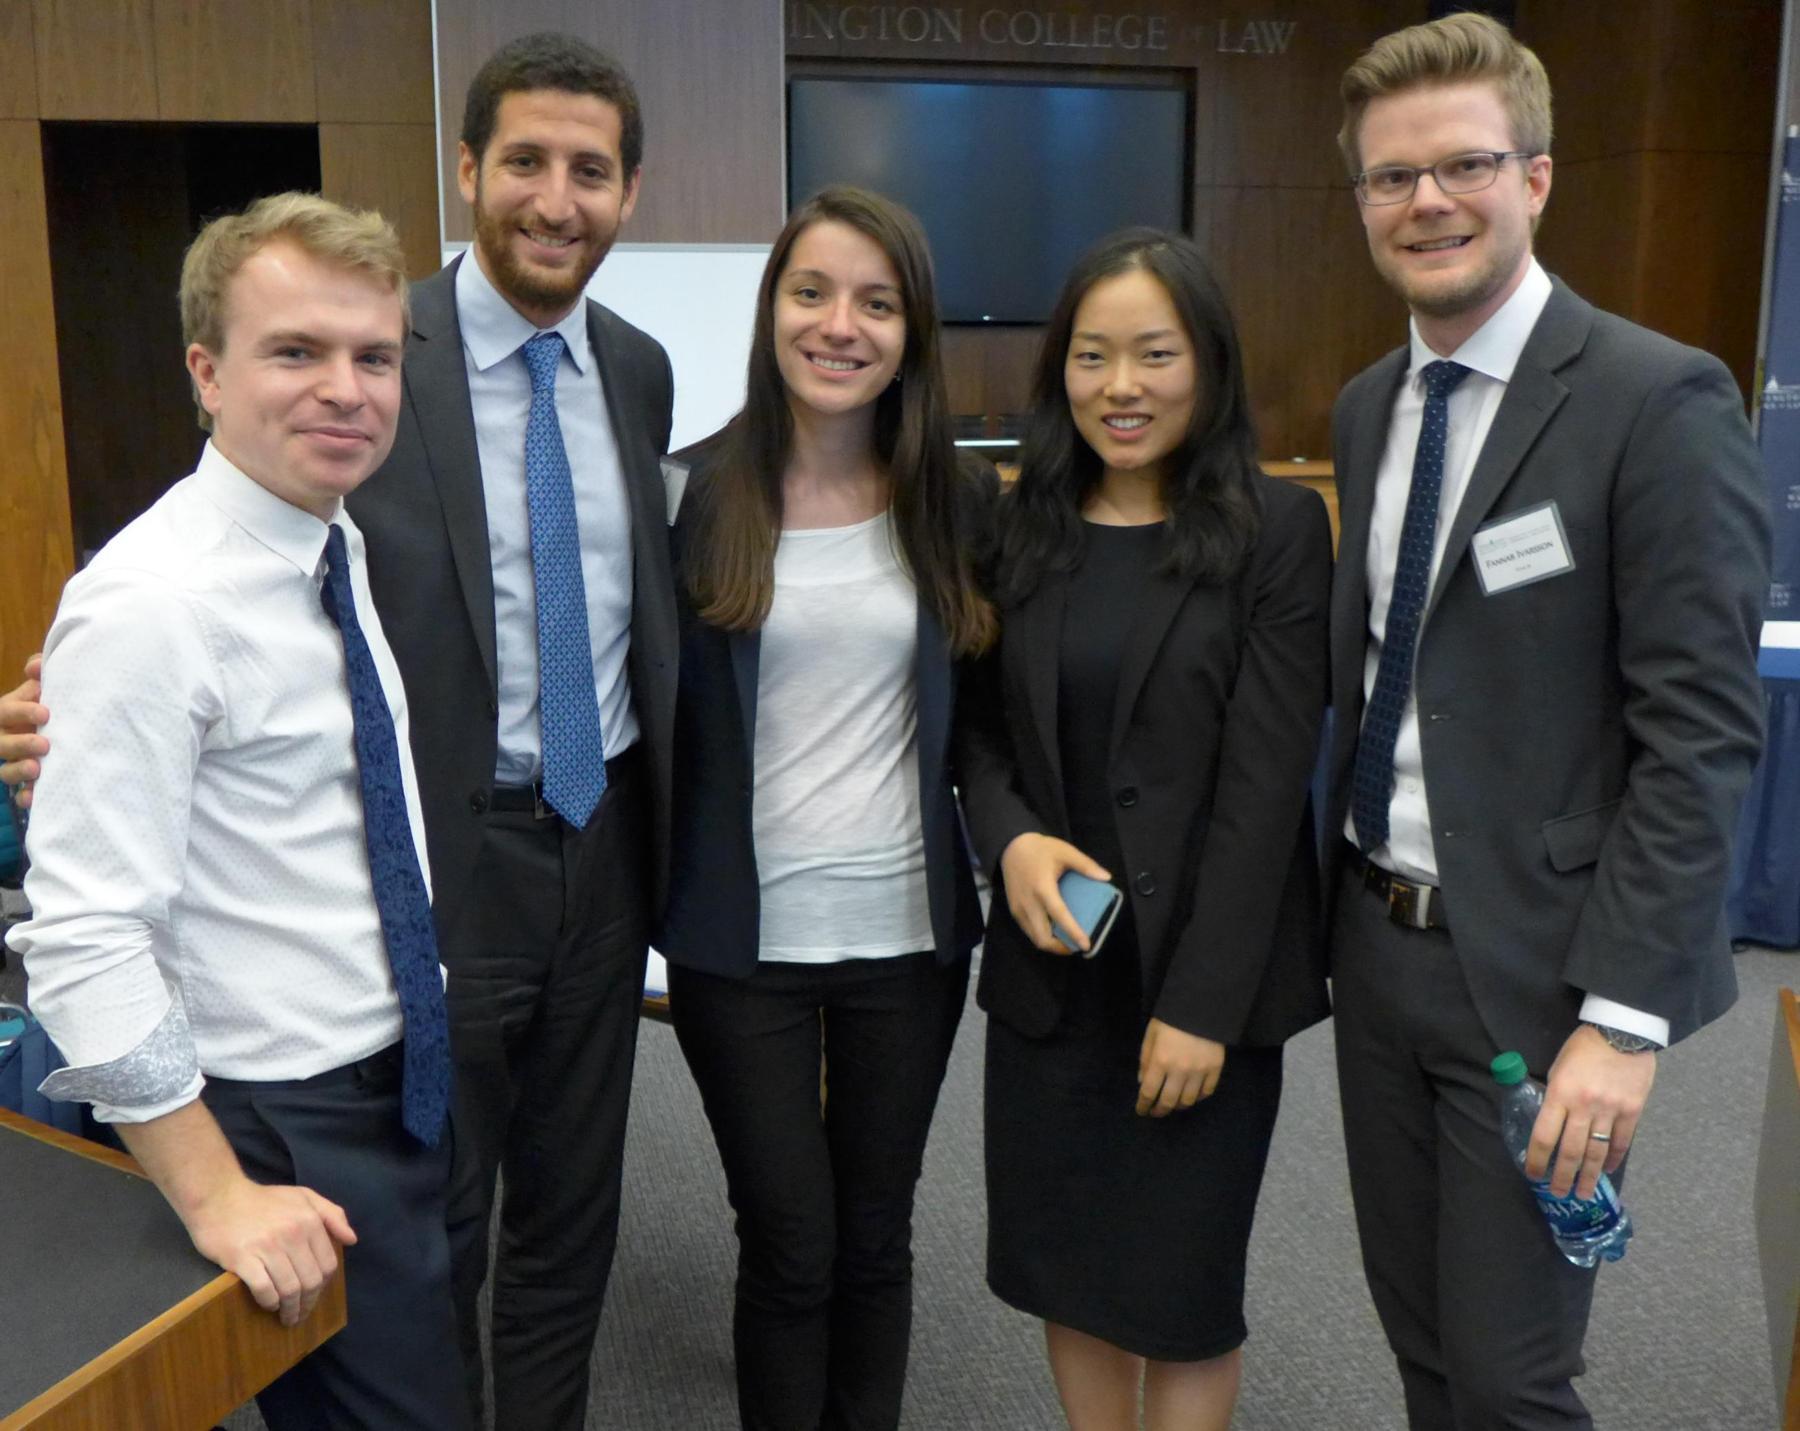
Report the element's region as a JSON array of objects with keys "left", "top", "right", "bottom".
[
  {"left": 993, "top": 228, "right": 1262, "bottom": 607},
  {"left": 684, "top": 185, "right": 994, "bottom": 655}
]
